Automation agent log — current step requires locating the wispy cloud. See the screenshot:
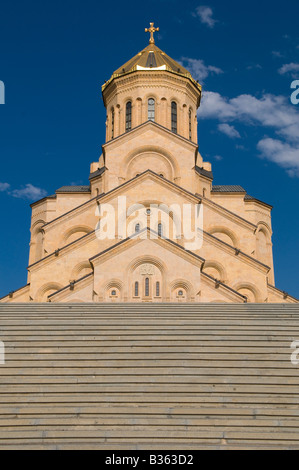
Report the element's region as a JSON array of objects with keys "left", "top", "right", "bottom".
[
  {"left": 199, "top": 91, "right": 299, "bottom": 176},
  {"left": 0, "top": 182, "right": 10, "bottom": 192},
  {"left": 11, "top": 184, "right": 47, "bottom": 201},
  {"left": 246, "top": 64, "right": 262, "bottom": 70},
  {"left": 193, "top": 5, "right": 217, "bottom": 28},
  {"left": 257, "top": 139, "right": 299, "bottom": 177},
  {"left": 272, "top": 51, "right": 284, "bottom": 58},
  {"left": 218, "top": 123, "right": 241, "bottom": 139},
  {"left": 278, "top": 63, "right": 299, "bottom": 78},
  {"left": 0, "top": 182, "right": 47, "bottom": 201},
  {"left": 180, "top": 57, "right": 223, "bottom": 83}
]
